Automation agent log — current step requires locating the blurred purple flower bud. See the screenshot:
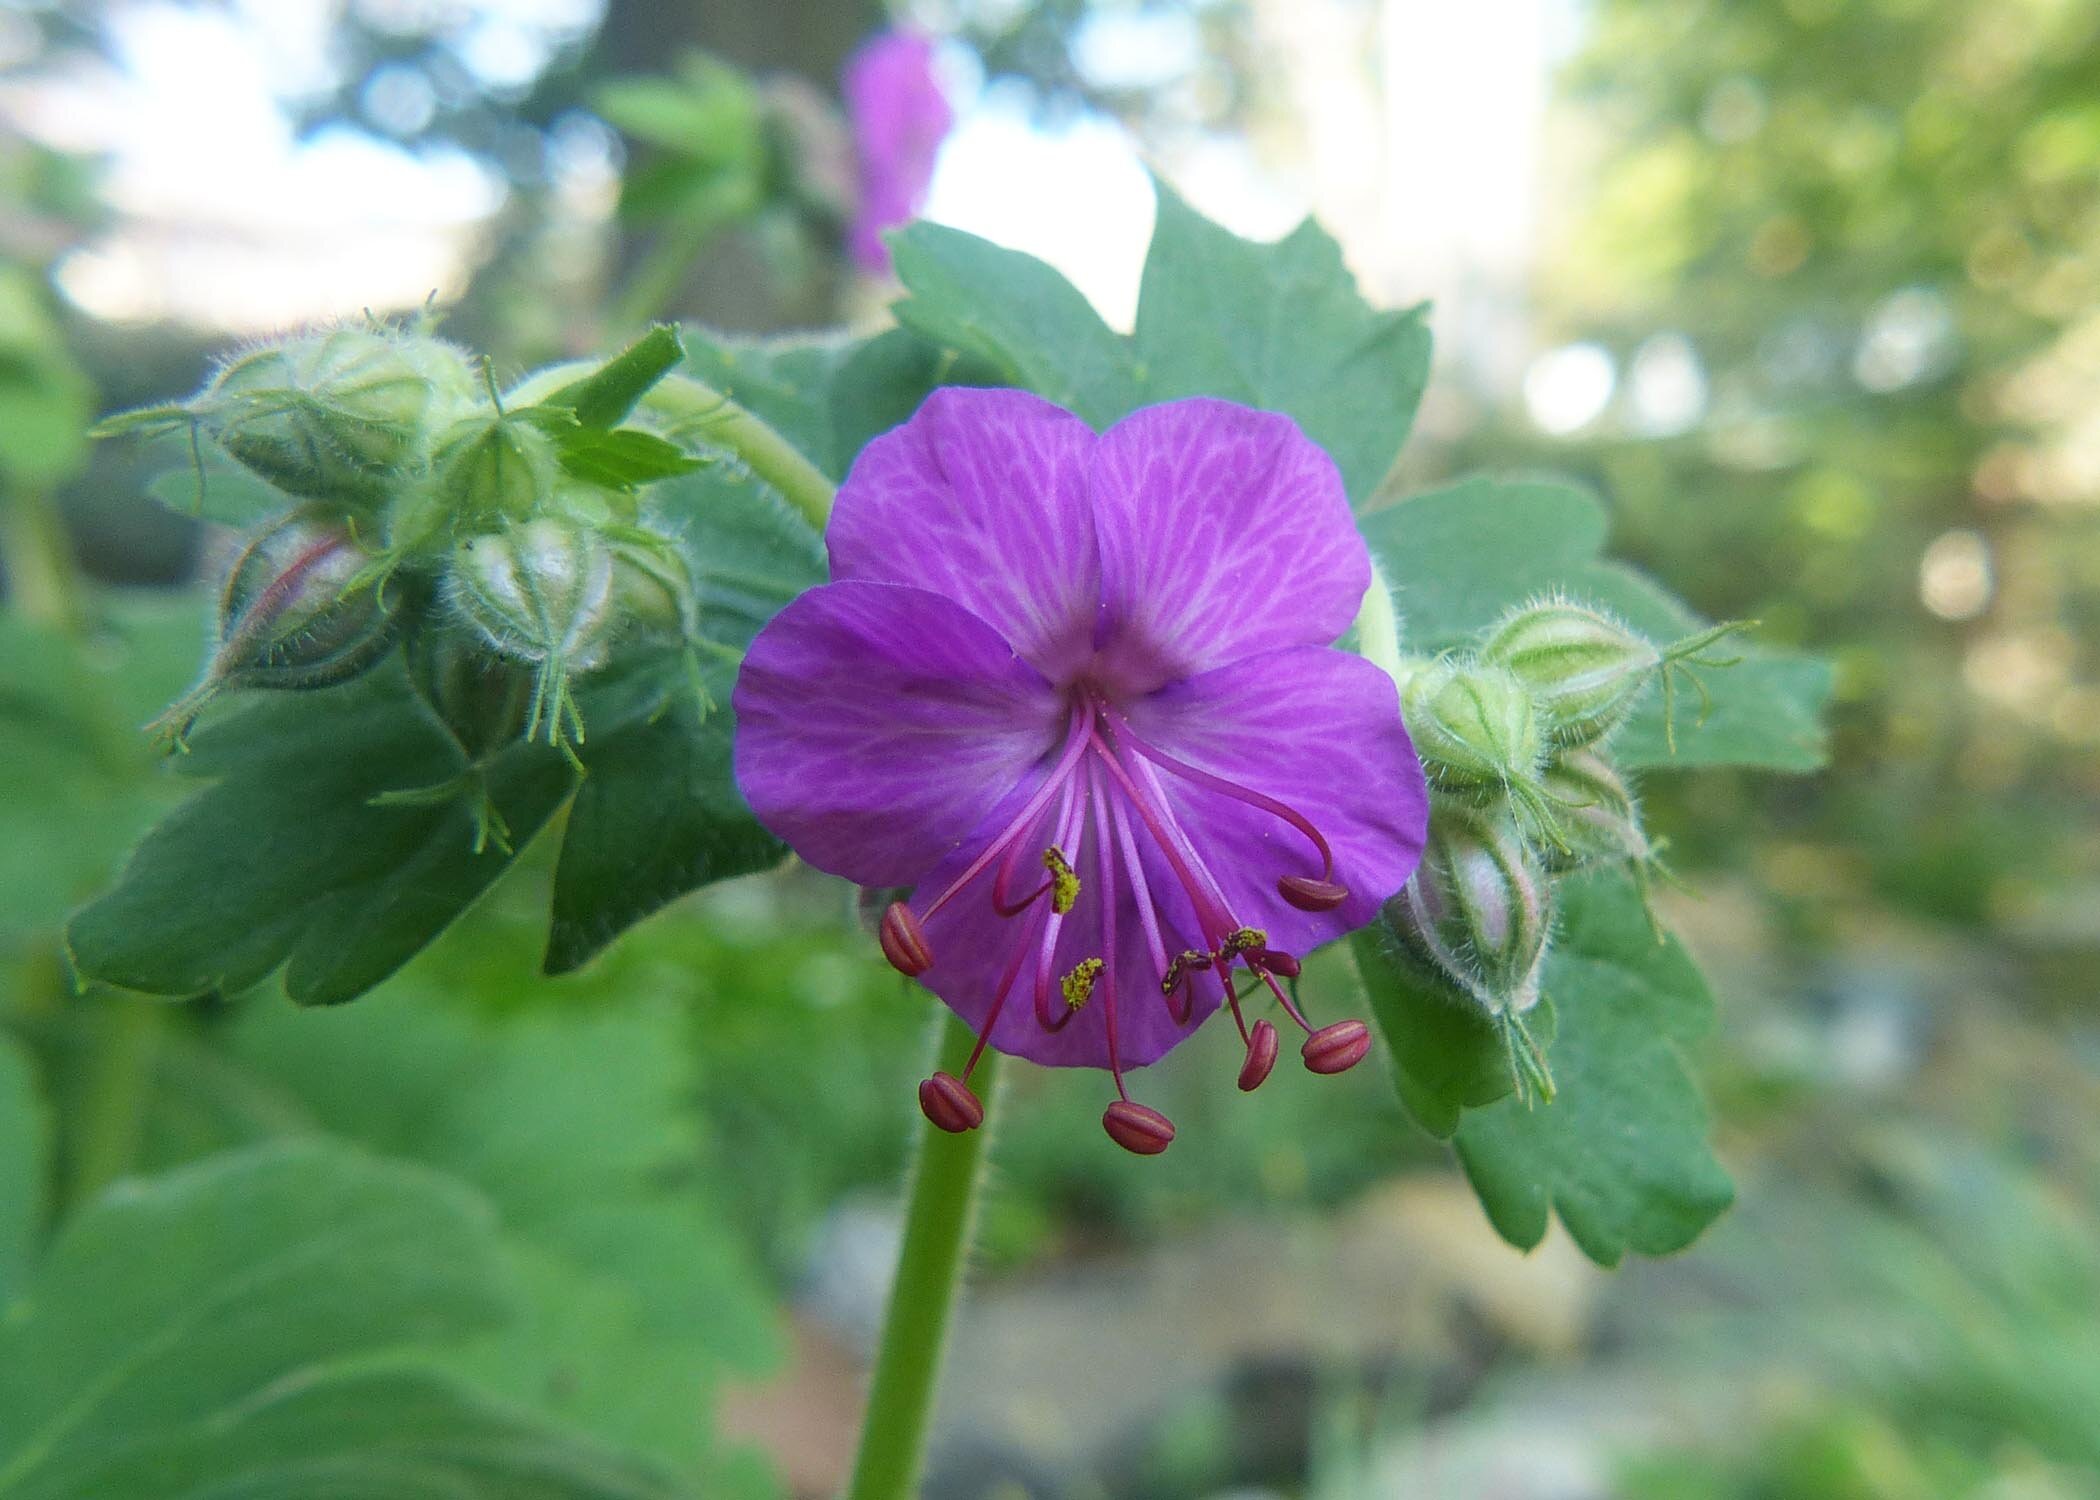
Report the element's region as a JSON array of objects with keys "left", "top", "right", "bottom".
[{"left": 841, "top": 29, "right": 953, "bottom": 274}]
